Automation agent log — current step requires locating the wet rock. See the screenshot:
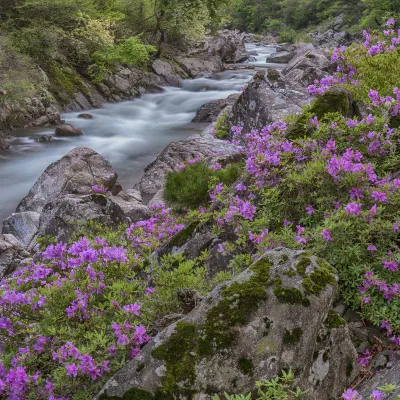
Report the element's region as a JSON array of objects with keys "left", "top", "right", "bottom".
[
  {"left": 206, "top": 29, "right": 248, "bottom": 63},
  {"left": 97, "top": 248, "right": 358, "bottom": 399},
  {"left": 267, "top": 50, "right": 293, "bottom": 63},
  {"left": 0, "top": 234, "right": 30, "bottom": 277},
  {"left": 31, "top": 135, "right": 53, "bottom": 143},
  {"left": 192, "top": 94, "right": 239, "bottom": 123},
  {"left": 135, "top": 132, "right": 240, "bottom": 203},
  {"left": 175, "top": 54, "right": 224, "bottom": 78},
  {"left": 77, "top": 113, "right": 93, "bottom": 119},
  {"left": 55, "top": 123, "right": 83, "bottom": 137}
]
